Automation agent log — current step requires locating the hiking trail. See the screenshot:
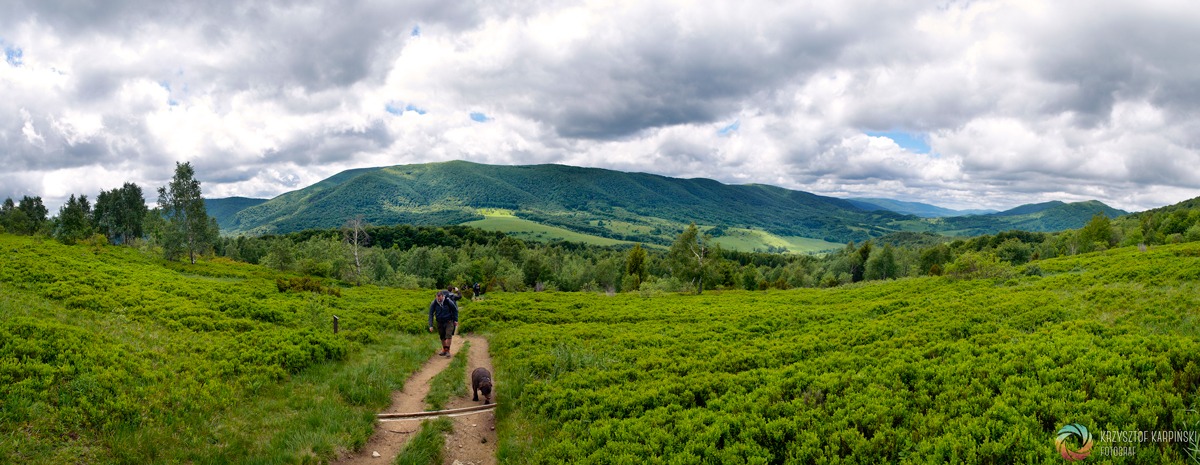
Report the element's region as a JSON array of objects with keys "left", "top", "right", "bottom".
[{"left": 334, "top": 334, "right": 497, "bottom": 465}]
